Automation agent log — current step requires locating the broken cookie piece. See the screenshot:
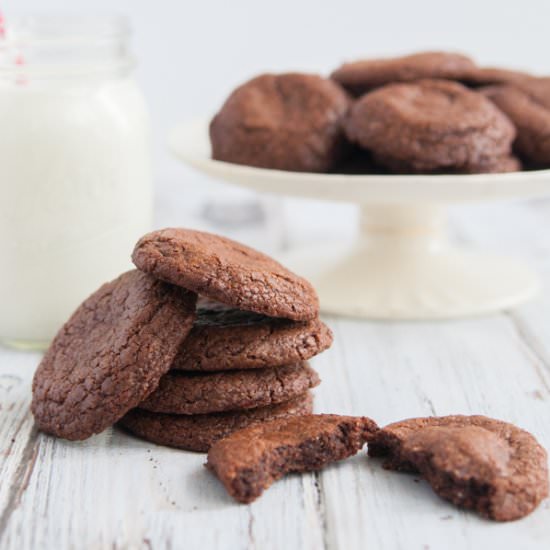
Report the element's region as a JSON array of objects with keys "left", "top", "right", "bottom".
[
  {"left": 369, "top": 415, "right": 549, "bottom": 521},
  {"left": 207, "top": 414, "right": 379, "bottom": 503}
]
